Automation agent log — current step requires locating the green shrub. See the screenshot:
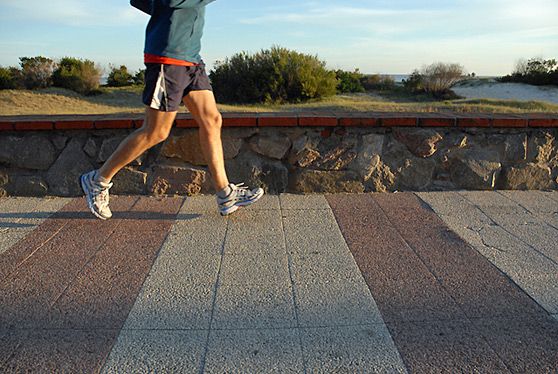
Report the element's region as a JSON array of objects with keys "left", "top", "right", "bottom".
[
  {"left": 0, "top": 67, "right": 19, "bottom": 89},
  {"left": 209, "top": 46, "right": 338, "bottom": 103},
  {"left": 500, "top": 57, "right": 558, "bottom": 86},
  {"left": 52, "top": 57, "right": 101, "bottom": 95},
  {"left": 336, "top": 69, "right": 364, "bottom": 93},
  {"left": 133, "top": 69, "right": 145, "bottom": 85},
  {"left": 19, "top": 56, "right": 57, "bottom": 89},
  {"left": 402, "top": 70, "right": 424, "bottom": 93},
  {"left": 107, "top": 65, "right": 134, "bottom": 87},
  {"left": 362, "top": 74, "right": 396, "bottom": 91}
]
